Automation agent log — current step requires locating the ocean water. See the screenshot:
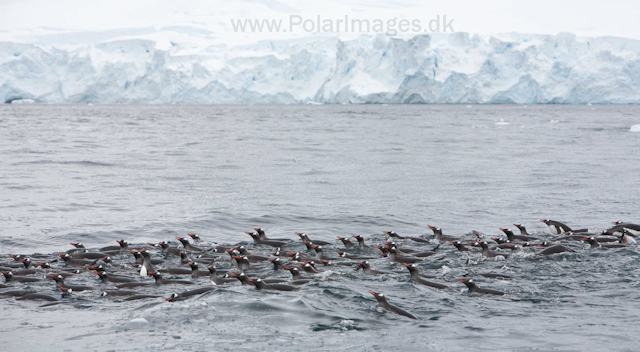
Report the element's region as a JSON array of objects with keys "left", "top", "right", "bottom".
[{"left": 0, "top": 104, "right": 639, "bottom": 351}]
